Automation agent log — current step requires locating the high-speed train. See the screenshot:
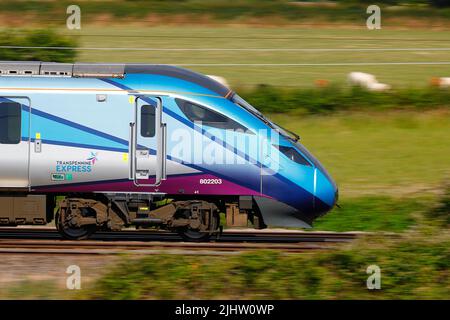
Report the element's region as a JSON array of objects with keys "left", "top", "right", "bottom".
[{"left": 0, "top": 61, "right": 338, "bottom": 241}]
